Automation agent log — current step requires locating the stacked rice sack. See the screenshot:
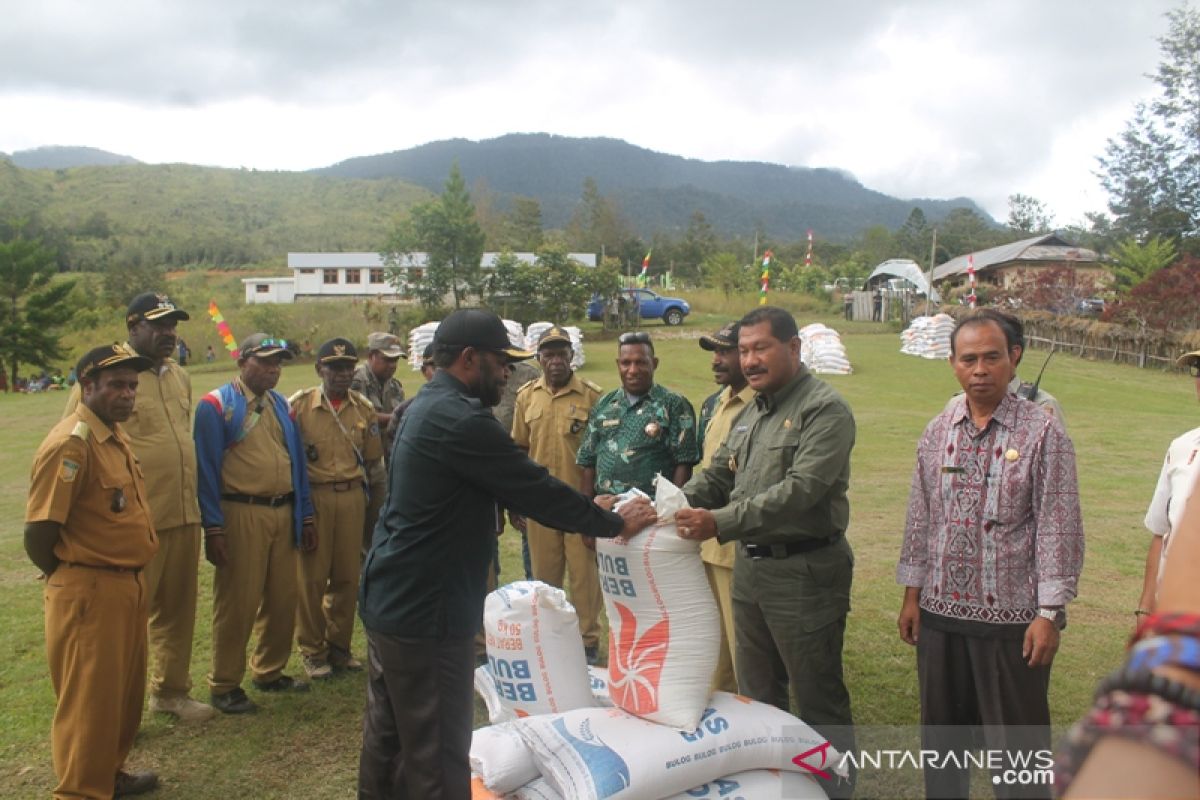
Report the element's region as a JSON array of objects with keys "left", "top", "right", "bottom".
[
  {"left": 799, "top": 324, "right": 852, "bottom": 375},
  {"left": 900, "top": 314, "right": 954, "bottom": 359},
  {"left": 470, "top": 479, "right": 843, "bottom": 799},
  {"left": 406, "top": 321, "right": 439, "bottom": 371},
  {"left": 524, "top": 322, "right": 586, "bottom": 369}
]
